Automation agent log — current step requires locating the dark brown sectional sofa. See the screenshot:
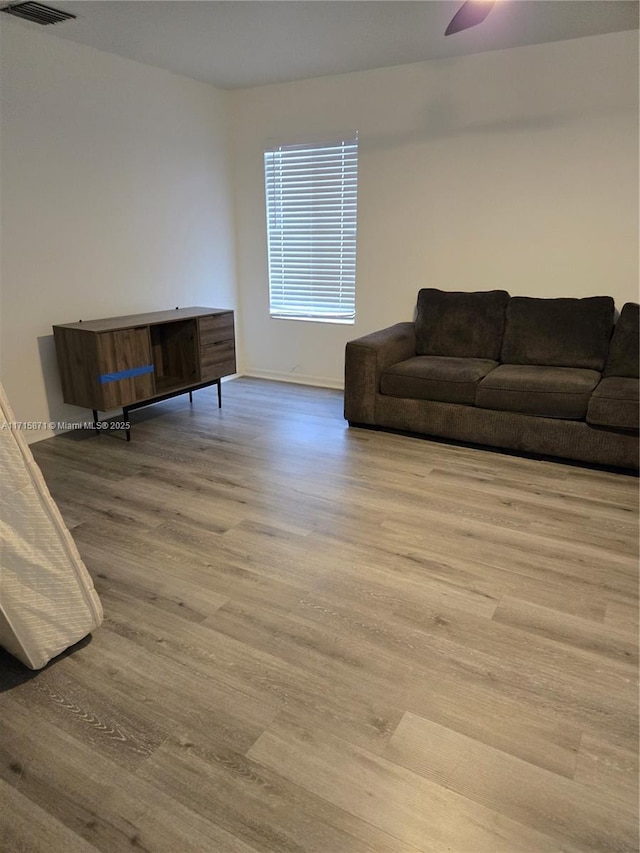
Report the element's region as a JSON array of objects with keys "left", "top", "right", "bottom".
[{"left": 344, "top": 290, "right": 639, "bottom": 471}]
